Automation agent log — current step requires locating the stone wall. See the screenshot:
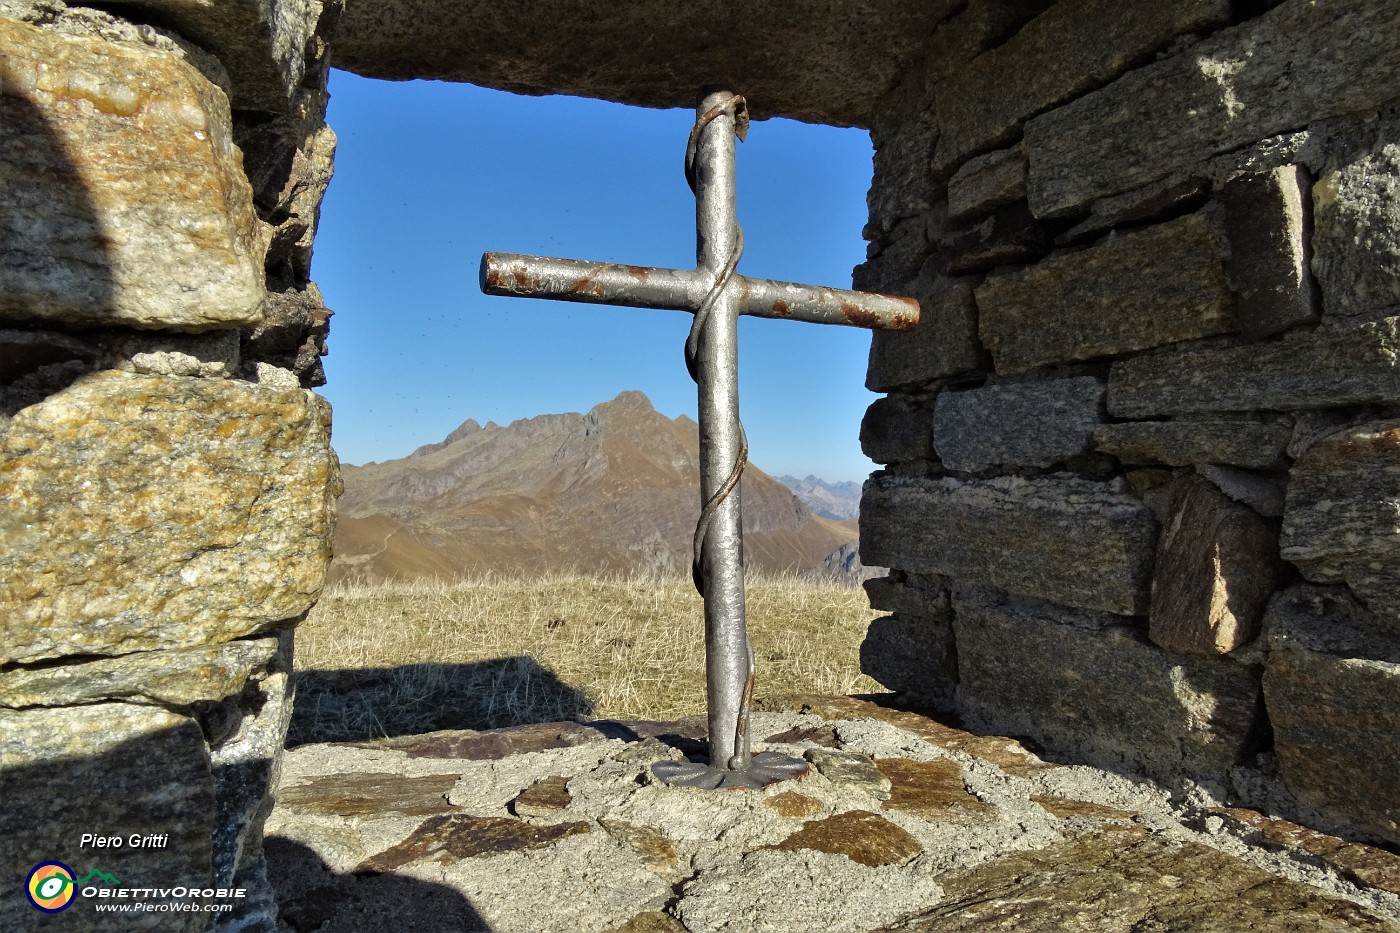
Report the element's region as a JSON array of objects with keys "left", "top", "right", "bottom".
[
  {"left": 4, "top": 2, "right": 1399, "bottom": 926},
  {"left": 0, "top": 1, "right": 340, "bottom": 928},
  {"left": 857, "top": 0, "right": 1400, "bottom": 848}
]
